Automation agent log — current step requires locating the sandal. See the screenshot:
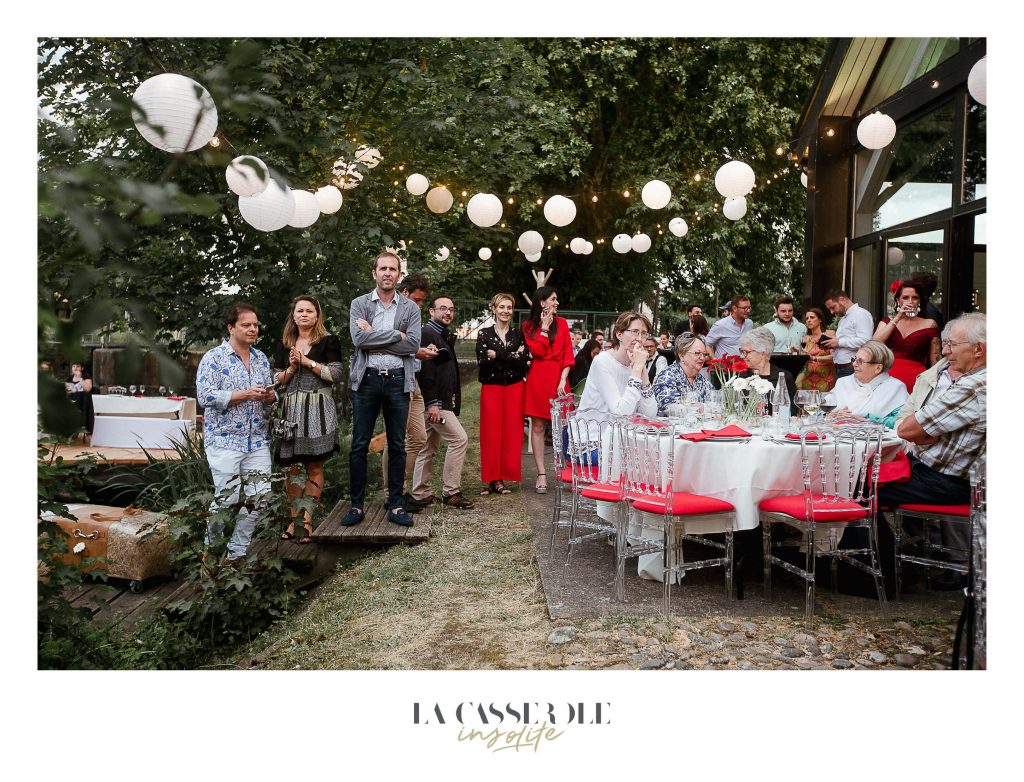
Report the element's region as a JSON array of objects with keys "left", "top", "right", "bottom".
[
  {"left": 297, "top": 522, "right": 314, "bottom": 545},
  {"left": 480, "top": 483, "right": 494, "bottom": 496},
  {"left": 493, "top": 480, "right": 512, "bottom": 495},
  {"left": 280, "top": 527, "right": 296, "bottom": 541},
  {"left": 535, "top": 474, "right": 548, "bottom": 494}
]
